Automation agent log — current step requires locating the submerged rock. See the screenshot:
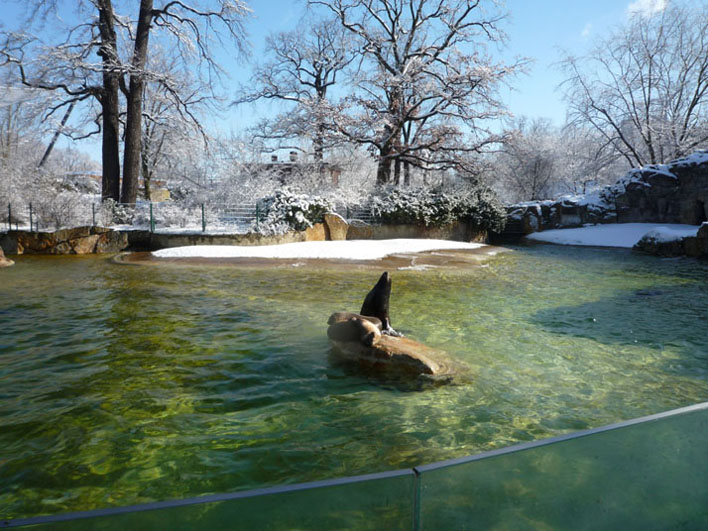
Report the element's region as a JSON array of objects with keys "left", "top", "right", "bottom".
[
  {"left": 328, "top": 321, "right": 455, "bottom": 378},
  {"left": 0, "top": 247, "right": 14, "bottom": 267}
]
